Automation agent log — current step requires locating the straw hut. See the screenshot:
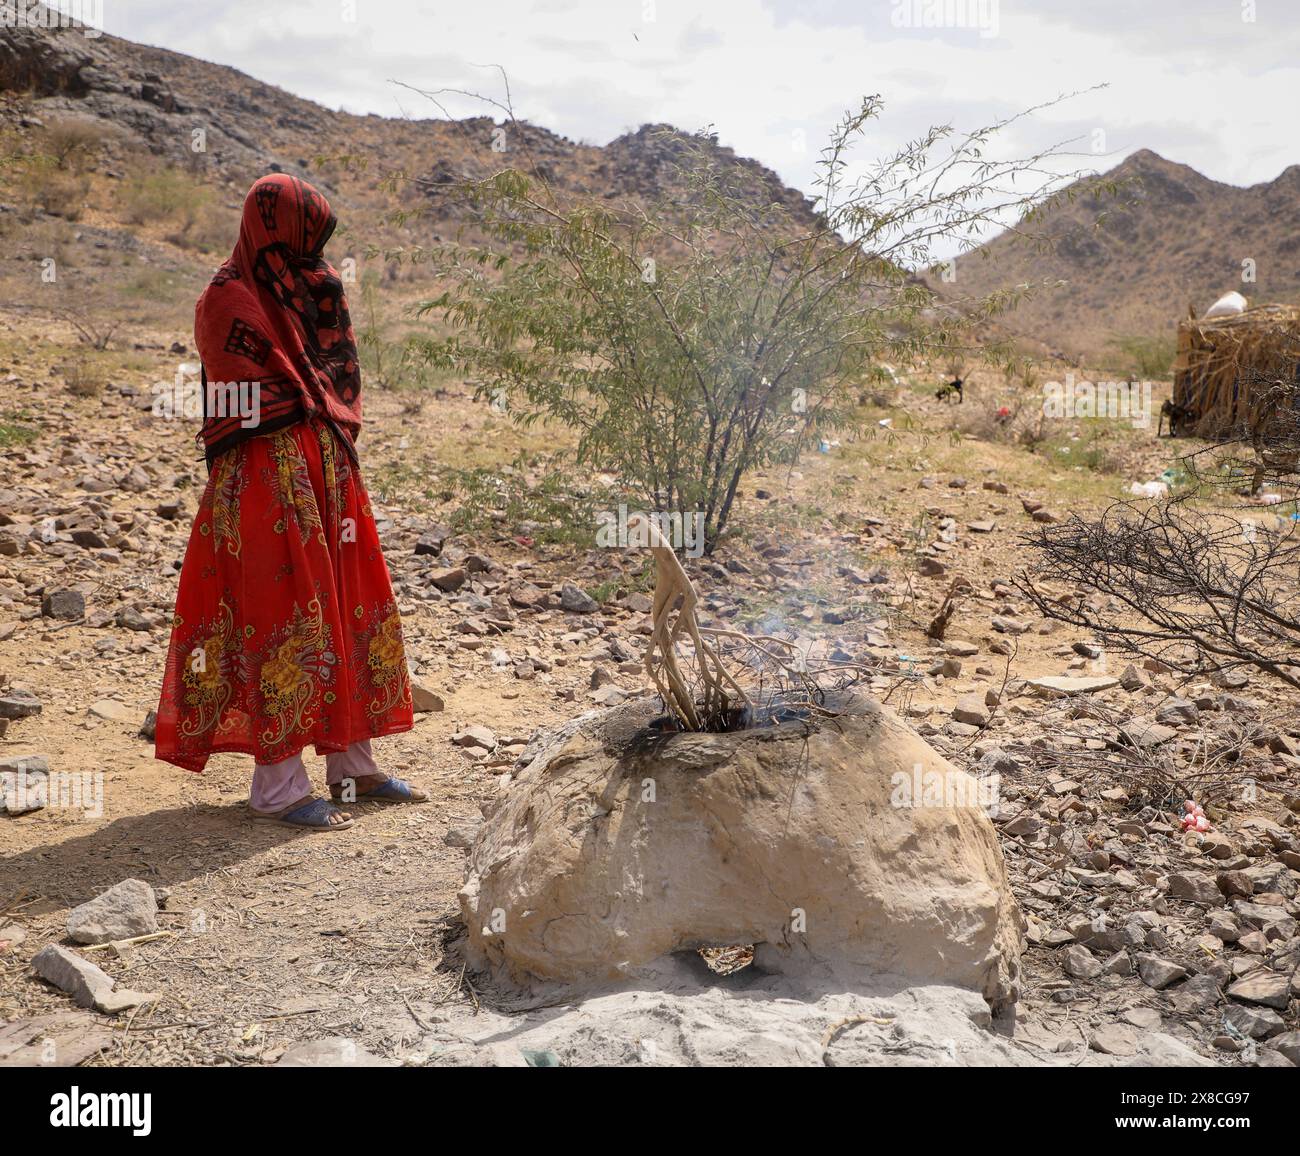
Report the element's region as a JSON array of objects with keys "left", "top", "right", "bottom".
[{"left": 1170, "top": 303, "right": 1300, "bottom": 440}]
